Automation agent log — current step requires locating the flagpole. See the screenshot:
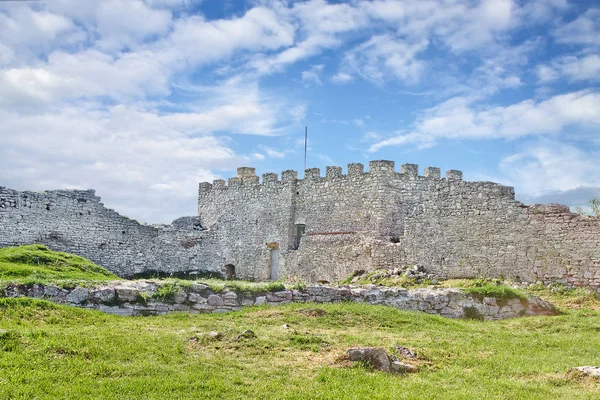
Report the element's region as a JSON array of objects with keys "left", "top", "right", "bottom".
[{"left": 304, "top": 126, "right": 307, "bottom": 172}]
